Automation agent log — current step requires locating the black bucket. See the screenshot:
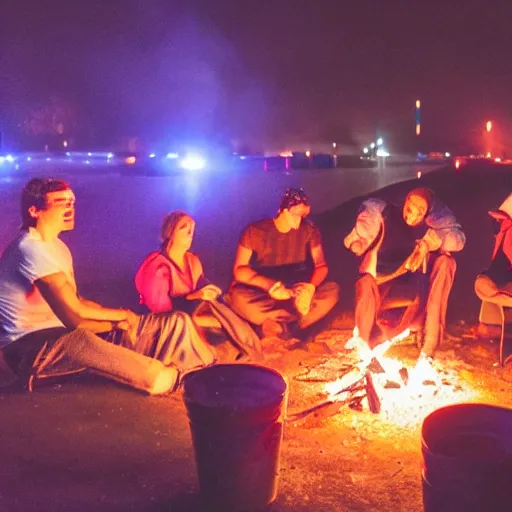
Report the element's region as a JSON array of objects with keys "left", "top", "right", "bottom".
[
  {"left": 421, "top": 403, "right": 512, "bottom": 511},
  {"left": 183, "top": 364, "right": 288, "bottom": 511}
]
